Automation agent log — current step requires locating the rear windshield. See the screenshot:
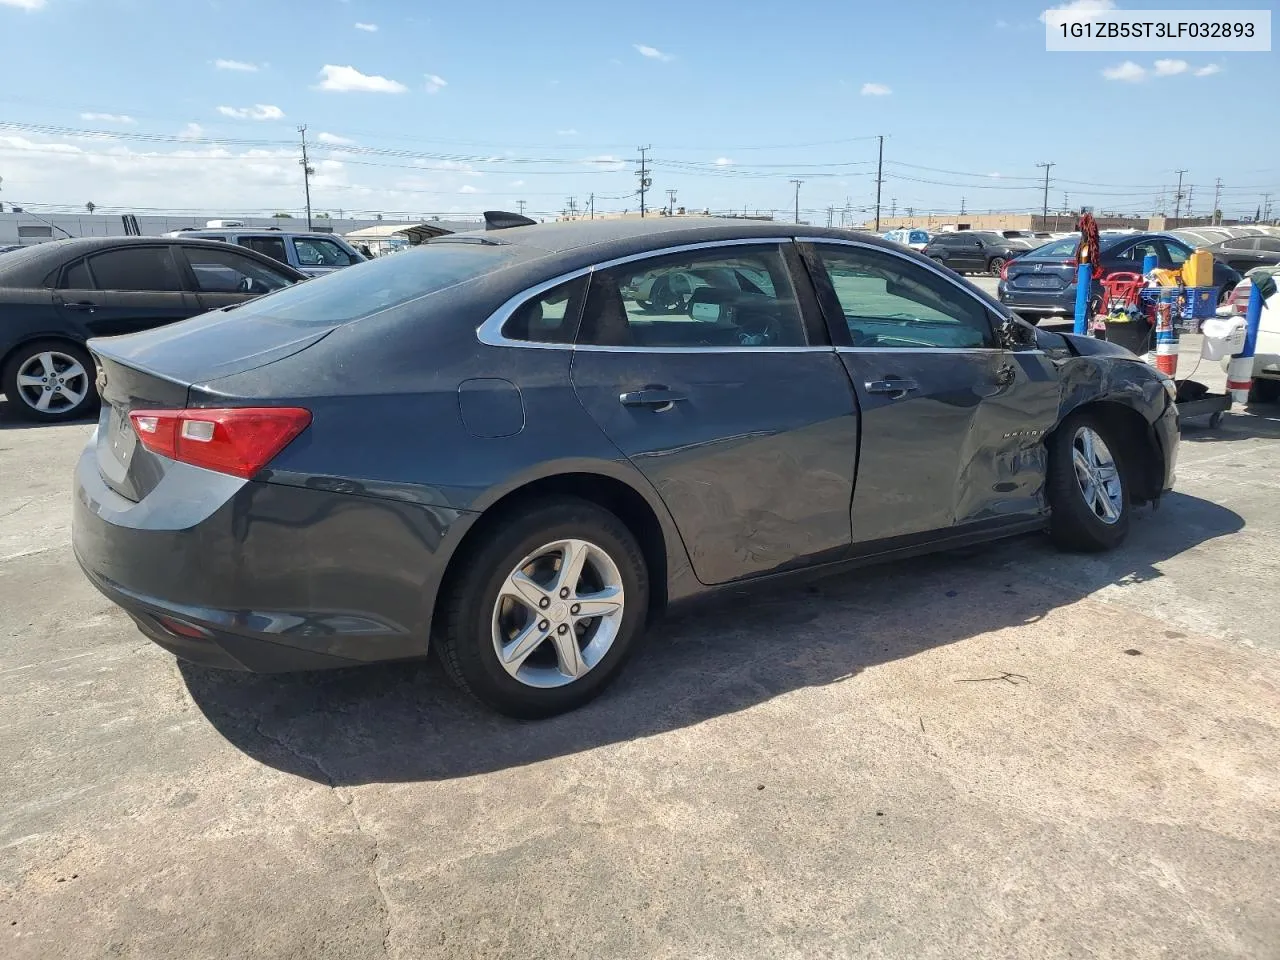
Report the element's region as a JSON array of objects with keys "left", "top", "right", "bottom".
[
  {"left": 1019, "top": 237, "right": 1078, "bottom": 260},
  {"left": 216, "top": 241, "right": 519, "bottom": 327}
]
